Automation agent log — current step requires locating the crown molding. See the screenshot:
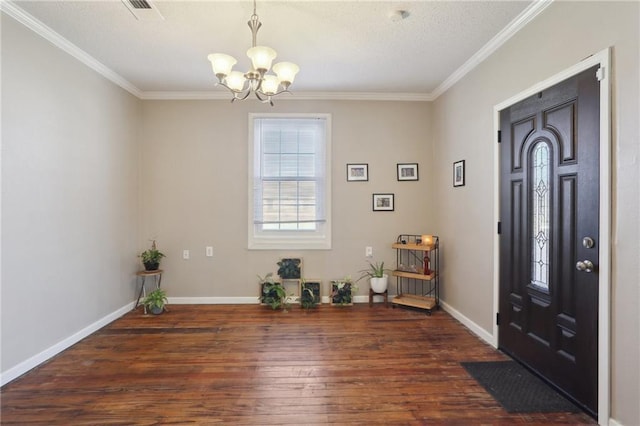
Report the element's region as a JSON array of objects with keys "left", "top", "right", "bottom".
[
  {"left": 1, "top": 0, "right": 143, "bottom": 98},
  {"left": 3, "top": 0, "right": 552, "bottom": 103},
  {"left": 140, "top": 90, "right": 434, "bottom": 102},
  {"left": 430, "top": 0, "right": 554, "bottom": 100}
]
